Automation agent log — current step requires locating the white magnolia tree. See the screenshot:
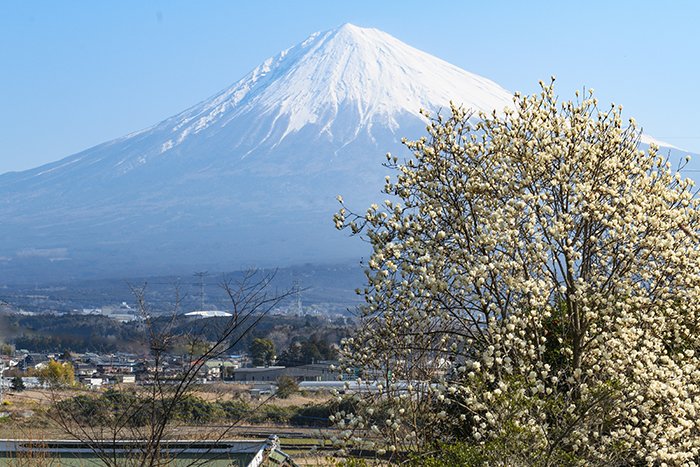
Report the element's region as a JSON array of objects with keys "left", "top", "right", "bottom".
[{"left": 335, "top": 81, "right": 700, "bottom": 465}]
